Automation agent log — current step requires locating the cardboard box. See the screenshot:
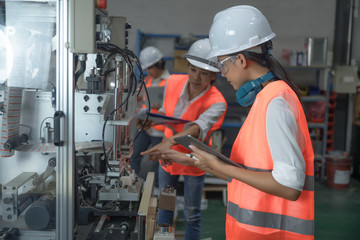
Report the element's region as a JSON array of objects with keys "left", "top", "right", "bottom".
[{"left": 173, "top": 49, "right": 188, "bottom": 73}]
